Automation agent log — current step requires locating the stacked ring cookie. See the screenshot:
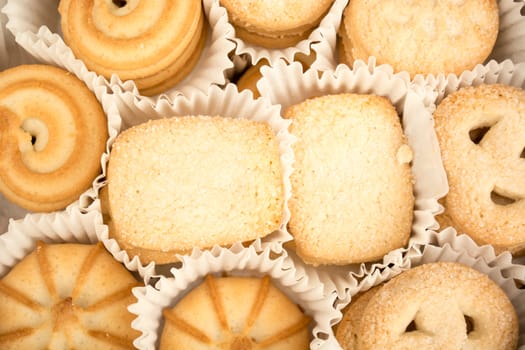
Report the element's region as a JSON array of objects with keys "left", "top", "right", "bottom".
[
  {"left": 59, "top": 0, "right": 206, "bottom": 96},
  {"left": 0, "top": 242, "right": 141, "bottom": 349},
  {"left": 0, "top": 64, "right": 107, "bottom": 212},
  {"left": 434, "top": 84, "right": 525, "bottom": 254},
  {"left": 336, "top": 262, "right": 518, "bottom": 349},
  {"left": 160, "top": 275, "right": 311, "bottom": 349},
  {"left": 340, "top": 0, "right": 499, "bottom": 76},
  {"left": 220, "top": 0, "right": 334, "bottom": 49}
]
